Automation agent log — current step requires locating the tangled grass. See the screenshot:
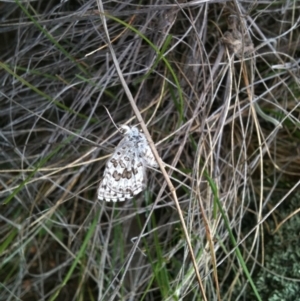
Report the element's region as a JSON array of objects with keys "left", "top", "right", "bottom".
[{"left": 1, "top": 1, "right": 300, "bottom": 300}]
